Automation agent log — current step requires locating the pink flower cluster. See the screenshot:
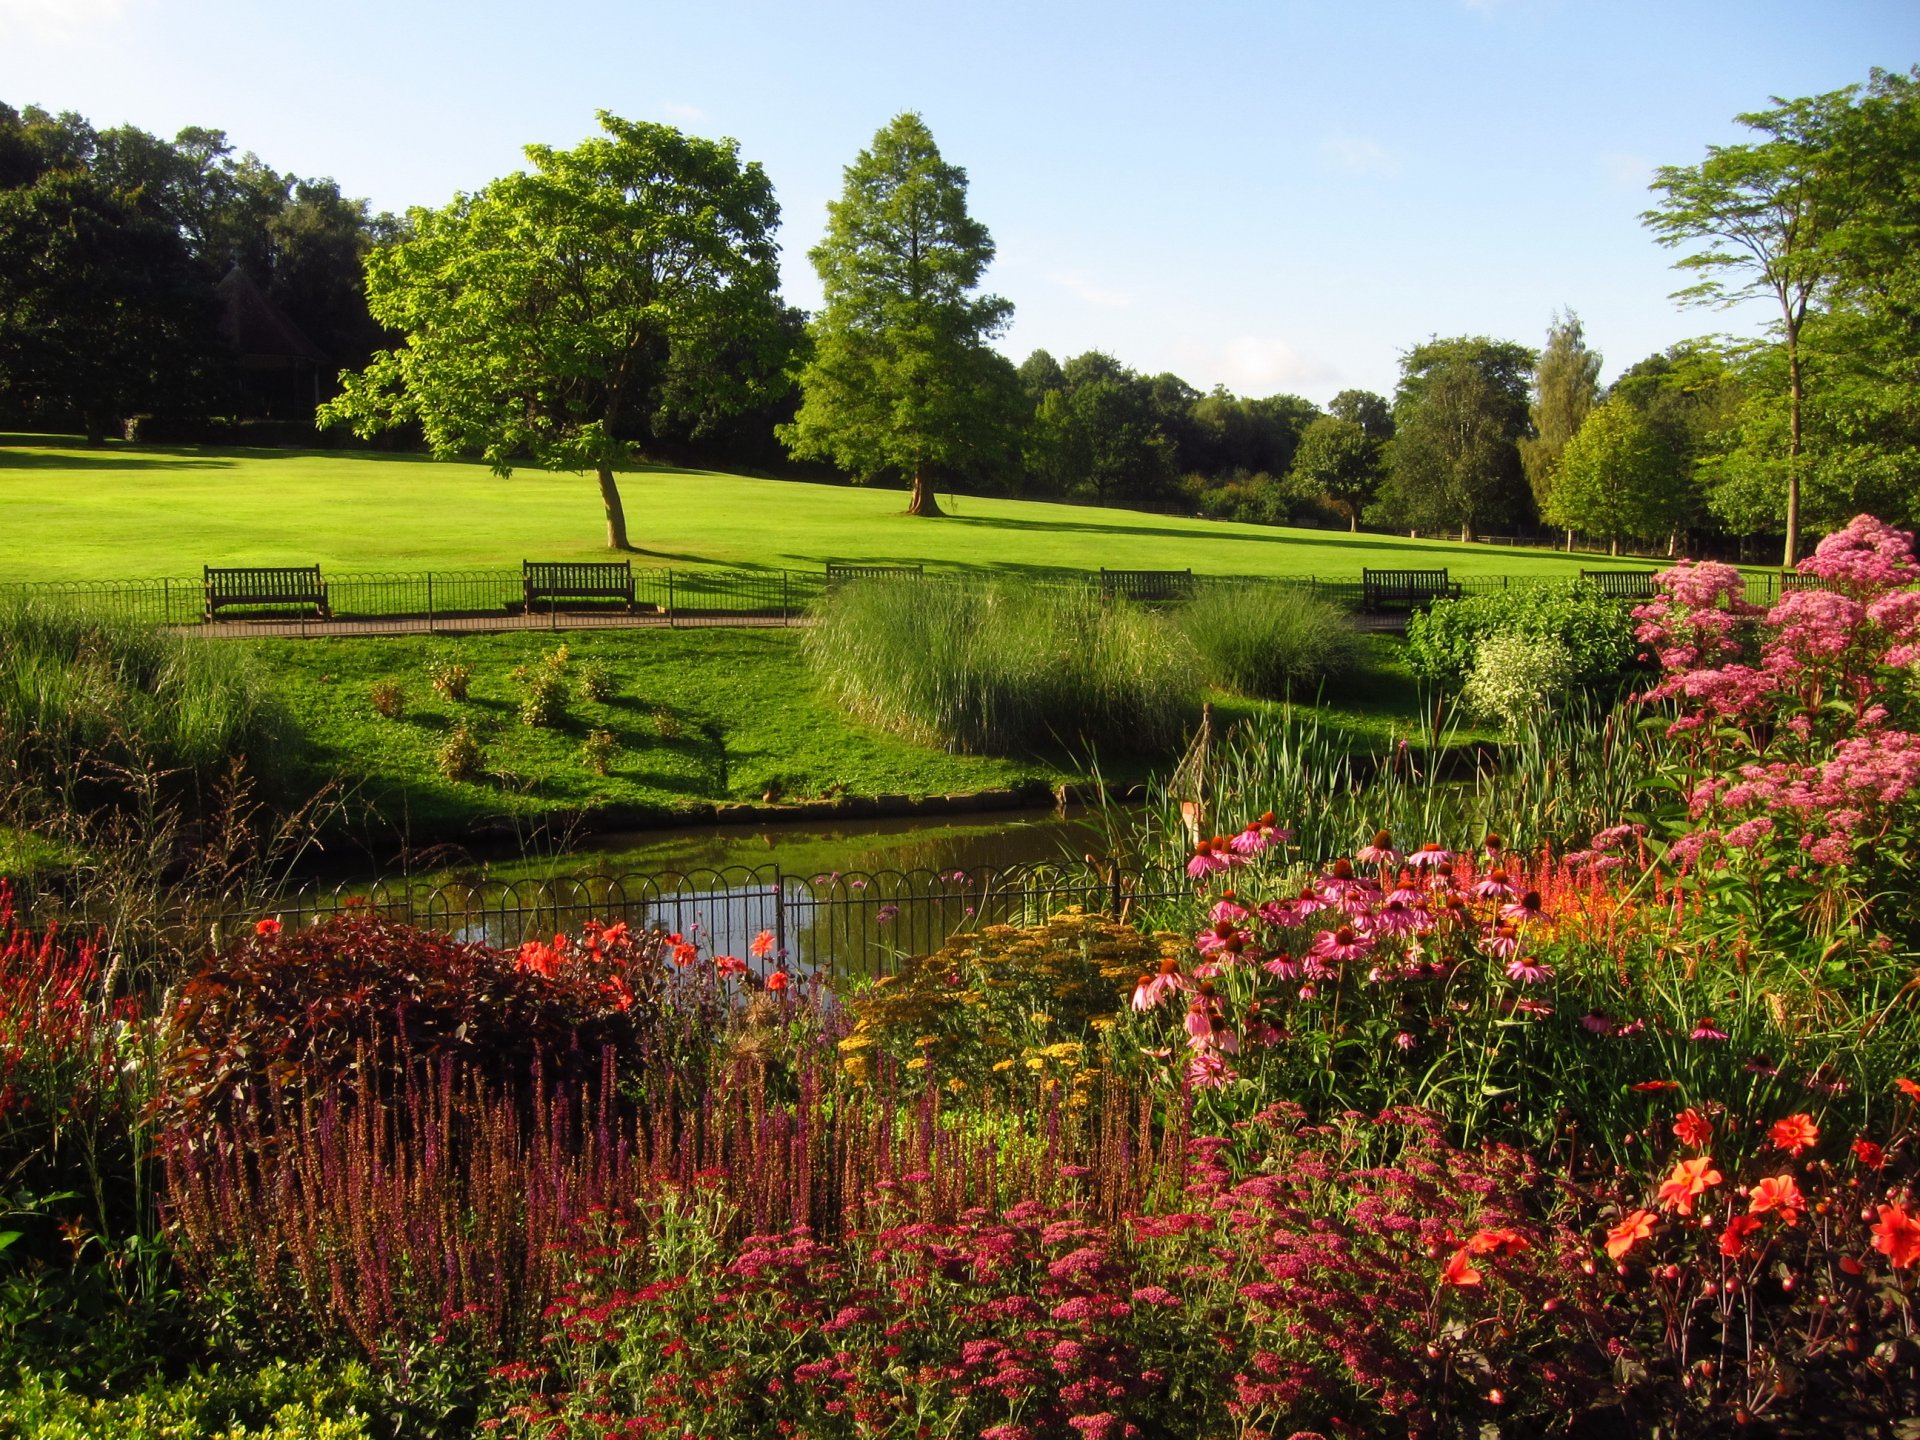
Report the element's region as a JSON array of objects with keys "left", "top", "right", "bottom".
[{"left": 1634, "top": 516, "right": 1920, "bottom": 870}]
